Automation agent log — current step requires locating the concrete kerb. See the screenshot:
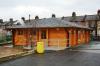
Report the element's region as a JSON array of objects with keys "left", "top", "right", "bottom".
[
  {"left": 67, "top": 41, "right": 95, "bottom": 50},
  {"left": 66, "top": 43, "right": 89, "bottom": 50},
  {"left": 0, "top": 50, "right": 34, "bottom": 63},
  {"left": 0, "top": 48, "right": 63, "bottom": 63}
]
